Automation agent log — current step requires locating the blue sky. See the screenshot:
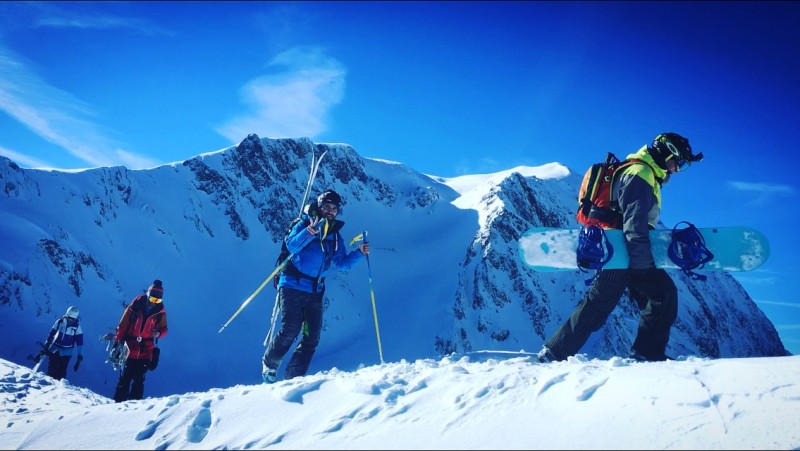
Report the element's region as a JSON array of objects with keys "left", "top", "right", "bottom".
[{"left": 1, "top": 1, "right": 798, "bottom": 353}]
